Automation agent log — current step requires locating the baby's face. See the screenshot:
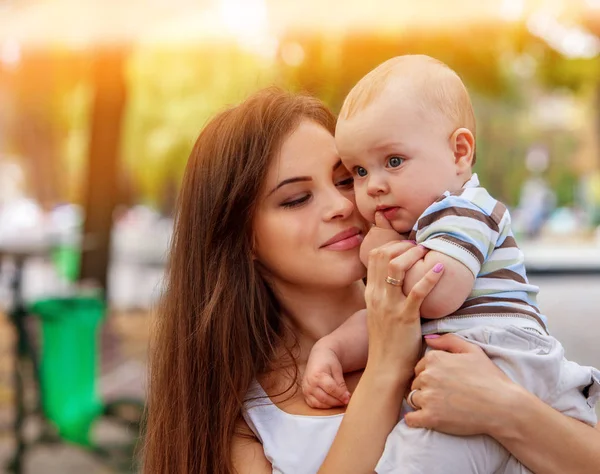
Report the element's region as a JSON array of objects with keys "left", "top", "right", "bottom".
[{"left": 336, "top": 94, "right": 464, "bottom": 233}]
